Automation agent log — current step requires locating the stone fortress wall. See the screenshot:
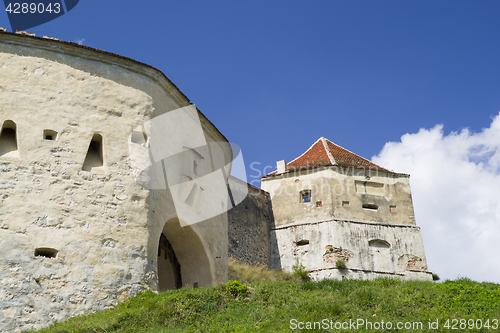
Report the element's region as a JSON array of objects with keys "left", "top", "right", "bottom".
[
  {"left": 261, "top": 159, "right": 432, "bottom": 281},
  {"left": 227, "top": 176, "right": 274, "bottom": 266},
  {"left": 0, "top": 31, "right": 230, "bottom": 332}
]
